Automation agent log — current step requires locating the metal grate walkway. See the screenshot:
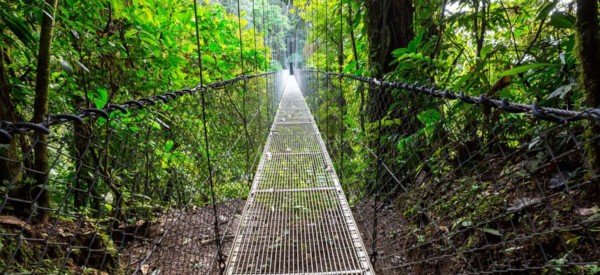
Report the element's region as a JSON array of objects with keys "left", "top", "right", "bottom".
[{"left": 226, "top": 76, "right": 374, "bottom": 274}]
